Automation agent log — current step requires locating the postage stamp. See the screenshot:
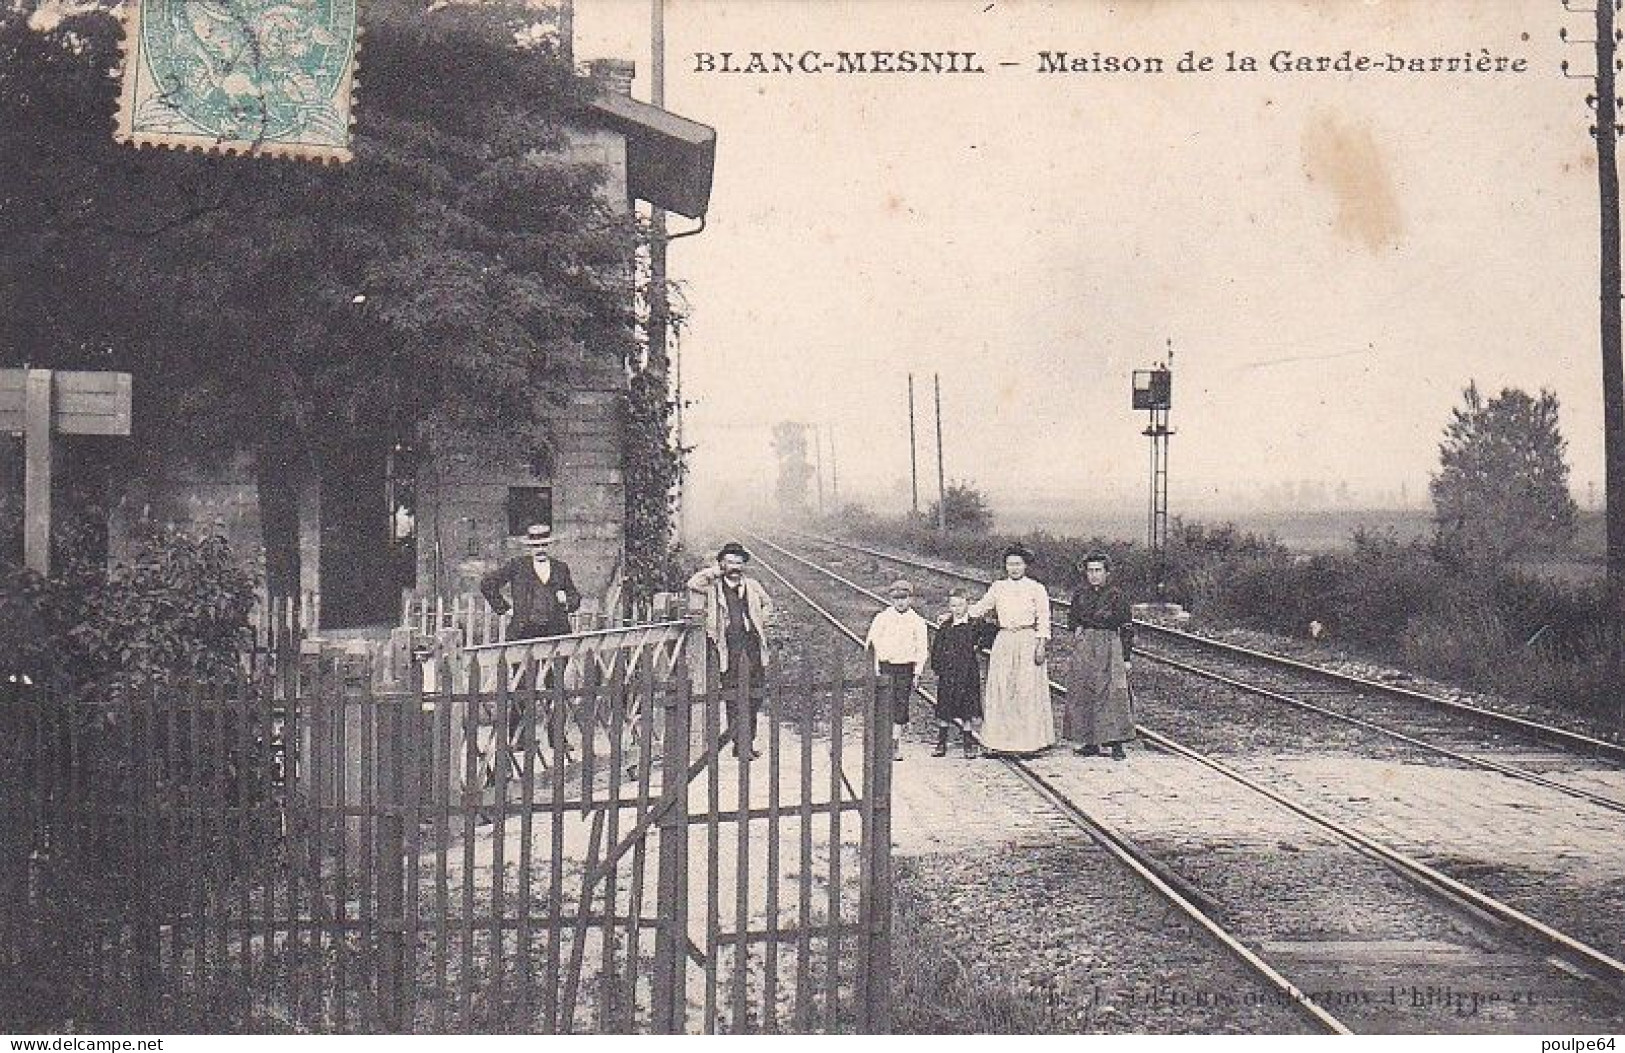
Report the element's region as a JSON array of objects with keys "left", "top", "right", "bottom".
[{"left": 115, "top": 0, "right": 359, "bottom": 162}]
